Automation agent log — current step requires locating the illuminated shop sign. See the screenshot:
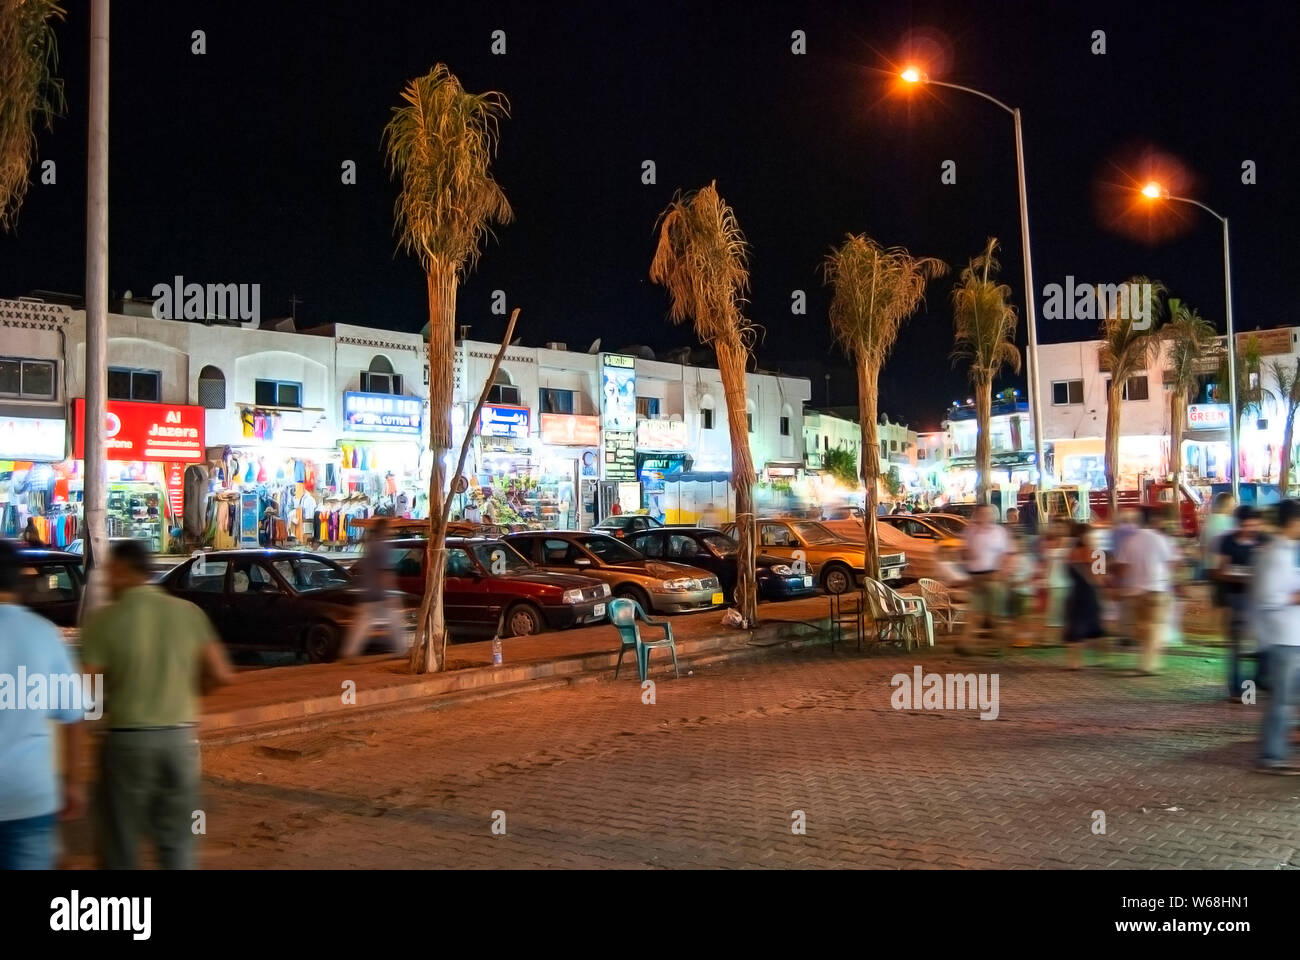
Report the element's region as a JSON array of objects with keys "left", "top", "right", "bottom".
[
  {"left": 1187, "top": 403, "right": 1230, "bottom": 430},
  {"left": 73, "top": 399, "right": 205, "bottom": 463},
  {"left": 344, "top": 391, "right": 422, "bottom": 434},
  {"left": 479, "top": 404, "right": 530, "bottom": 438},
  {"left": 601, "top": 355, "right": 637, "bottom": 433}
]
